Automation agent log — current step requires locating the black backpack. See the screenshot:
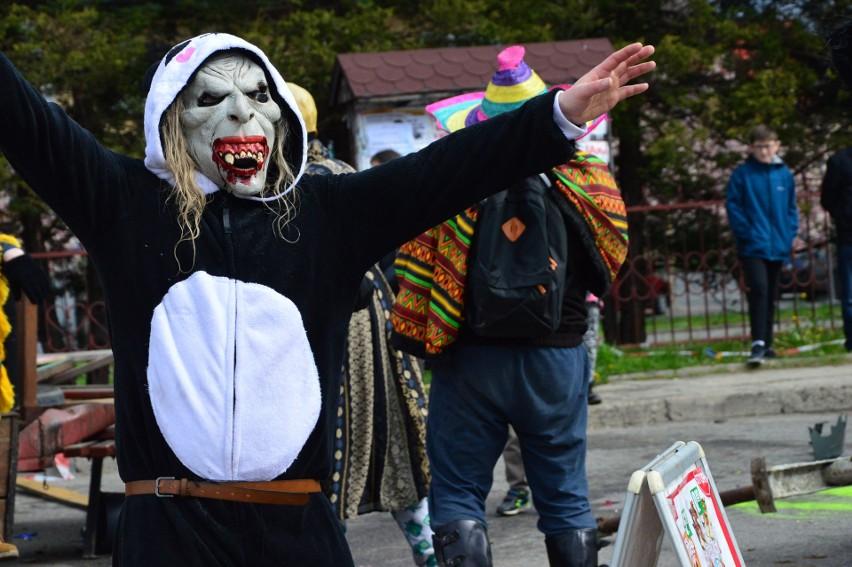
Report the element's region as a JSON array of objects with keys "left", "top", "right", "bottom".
[{"left": 465, "top": 172, "right": 568, "bottom": 338}]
